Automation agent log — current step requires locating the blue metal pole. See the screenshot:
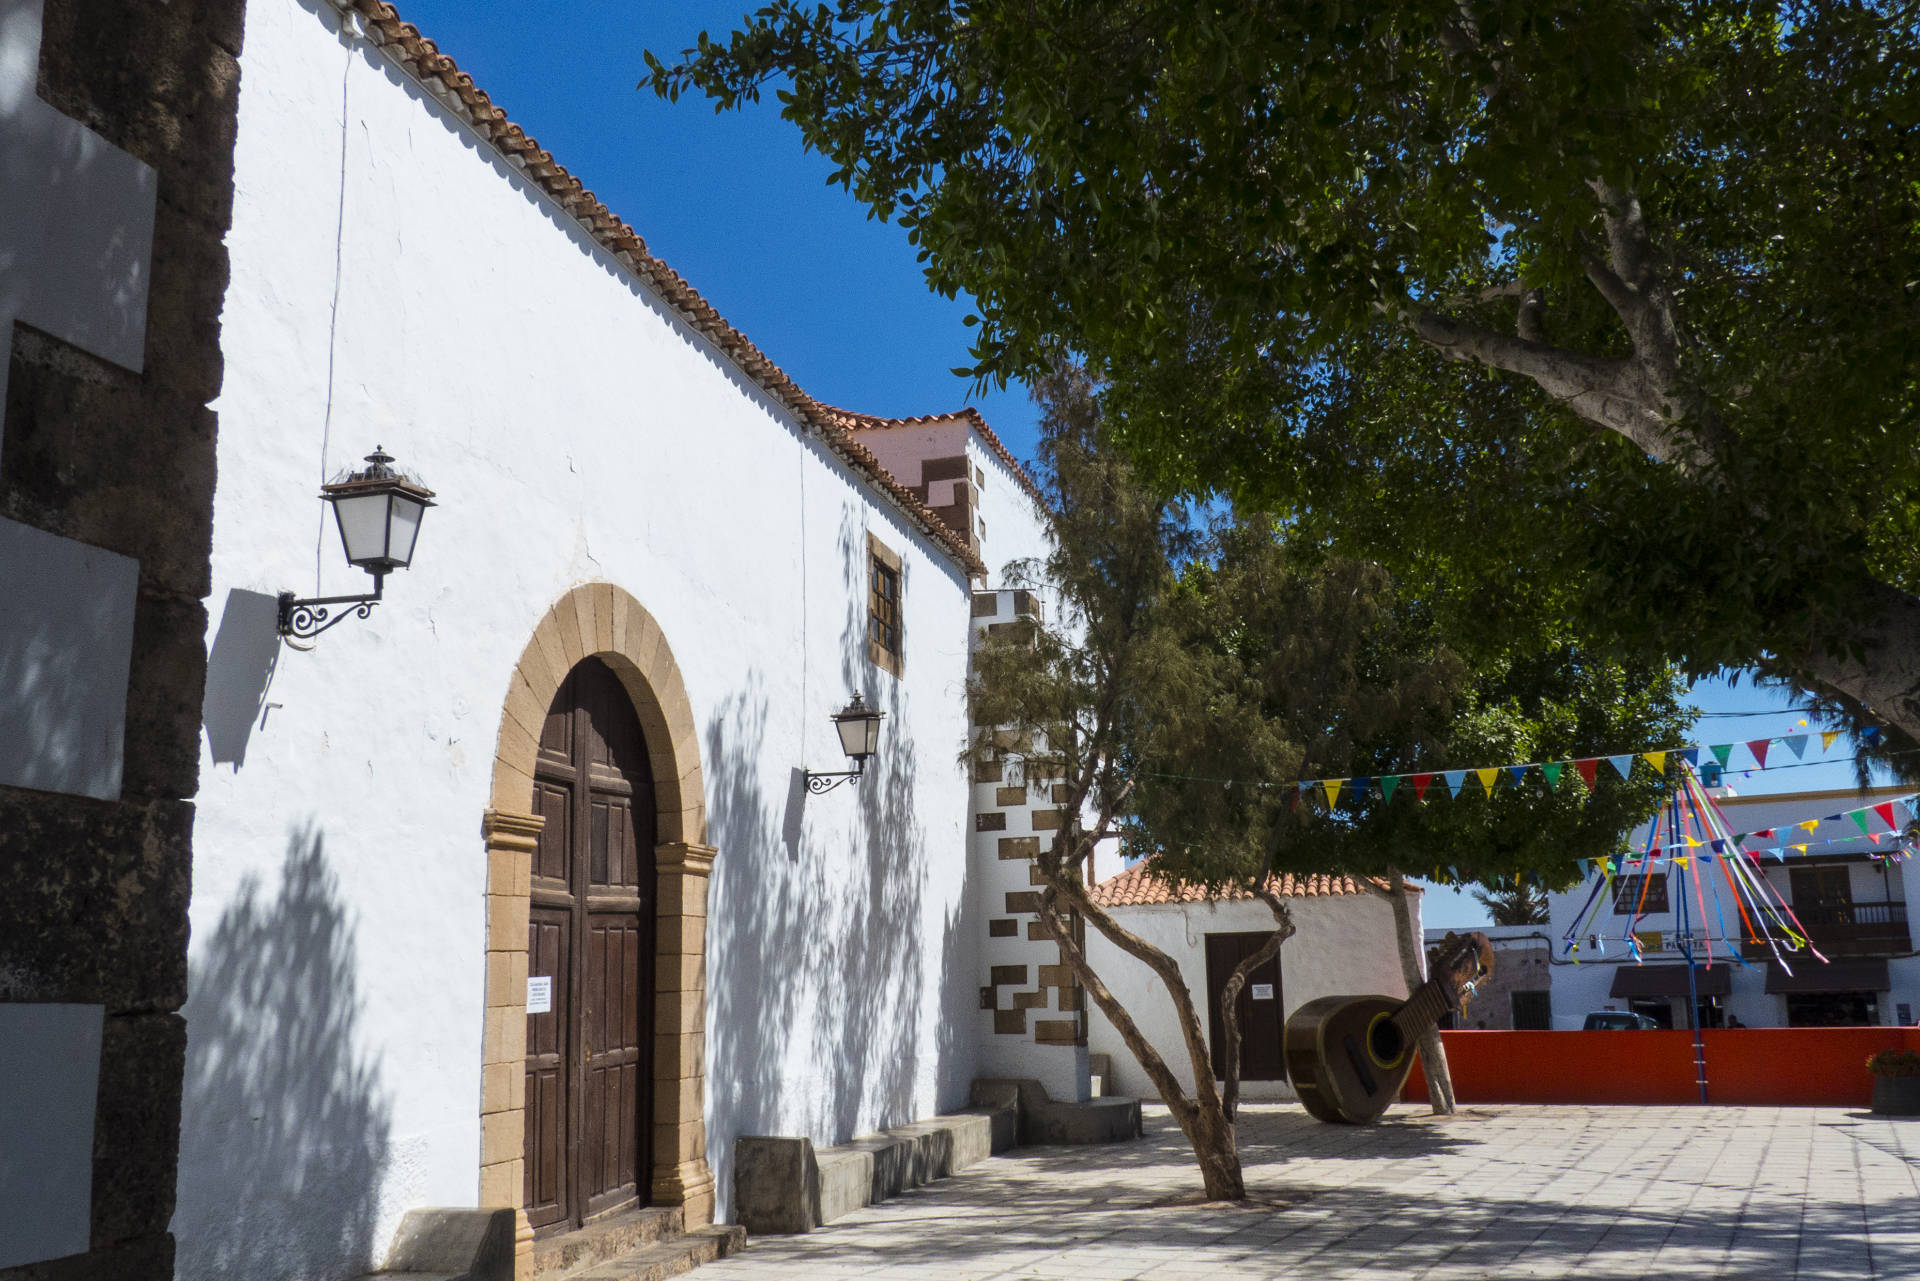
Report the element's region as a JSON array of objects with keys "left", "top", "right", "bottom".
[{"left": 1674, "top": 787, "right": 1708, "bottom": 1103}]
